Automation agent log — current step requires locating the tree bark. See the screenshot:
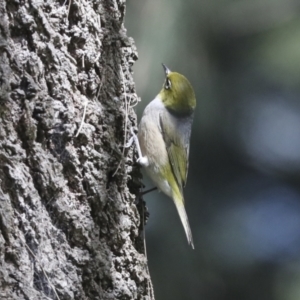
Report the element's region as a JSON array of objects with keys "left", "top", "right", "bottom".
[{"left": 0, "top": 0, "right": 153, "bottom": 299}]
